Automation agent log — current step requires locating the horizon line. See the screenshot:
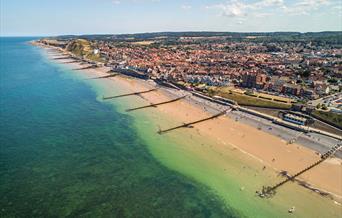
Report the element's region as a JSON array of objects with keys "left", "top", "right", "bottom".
[{"left": 1, "top": 30, "right": 342, "bottom": 38}]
